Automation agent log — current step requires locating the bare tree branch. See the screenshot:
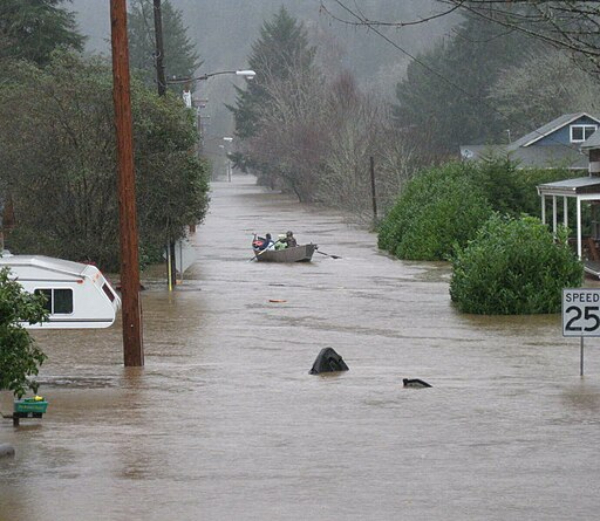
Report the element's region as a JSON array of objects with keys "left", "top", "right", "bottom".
[
  {"left": 319, "top": 0, "right": 465, "bottom": 28},
  {"left": 320, "top": 1, "right": 600, "bottom": 74}
]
